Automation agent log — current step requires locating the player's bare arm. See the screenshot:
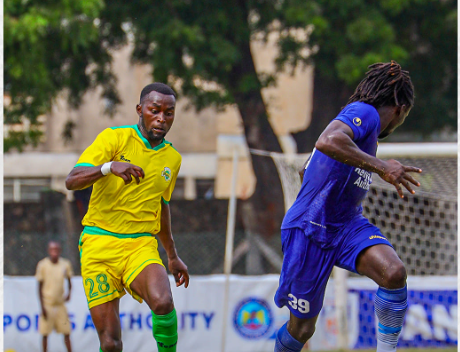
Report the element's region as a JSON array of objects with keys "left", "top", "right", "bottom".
[
  {"left": 316, "top": 120, "right": 422, "bottom": 198},
  {"left": 156, "top": 200, "right": 190, "bottom": 288},
  {"left": 65, "top": 277, "right": 72, "bottom": 302},
  {"left": 38, "top": 281, "right": 47, "bottom": 319},
  {"left": 65, "top": 162, "right": 145, "bottom": 190}
]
